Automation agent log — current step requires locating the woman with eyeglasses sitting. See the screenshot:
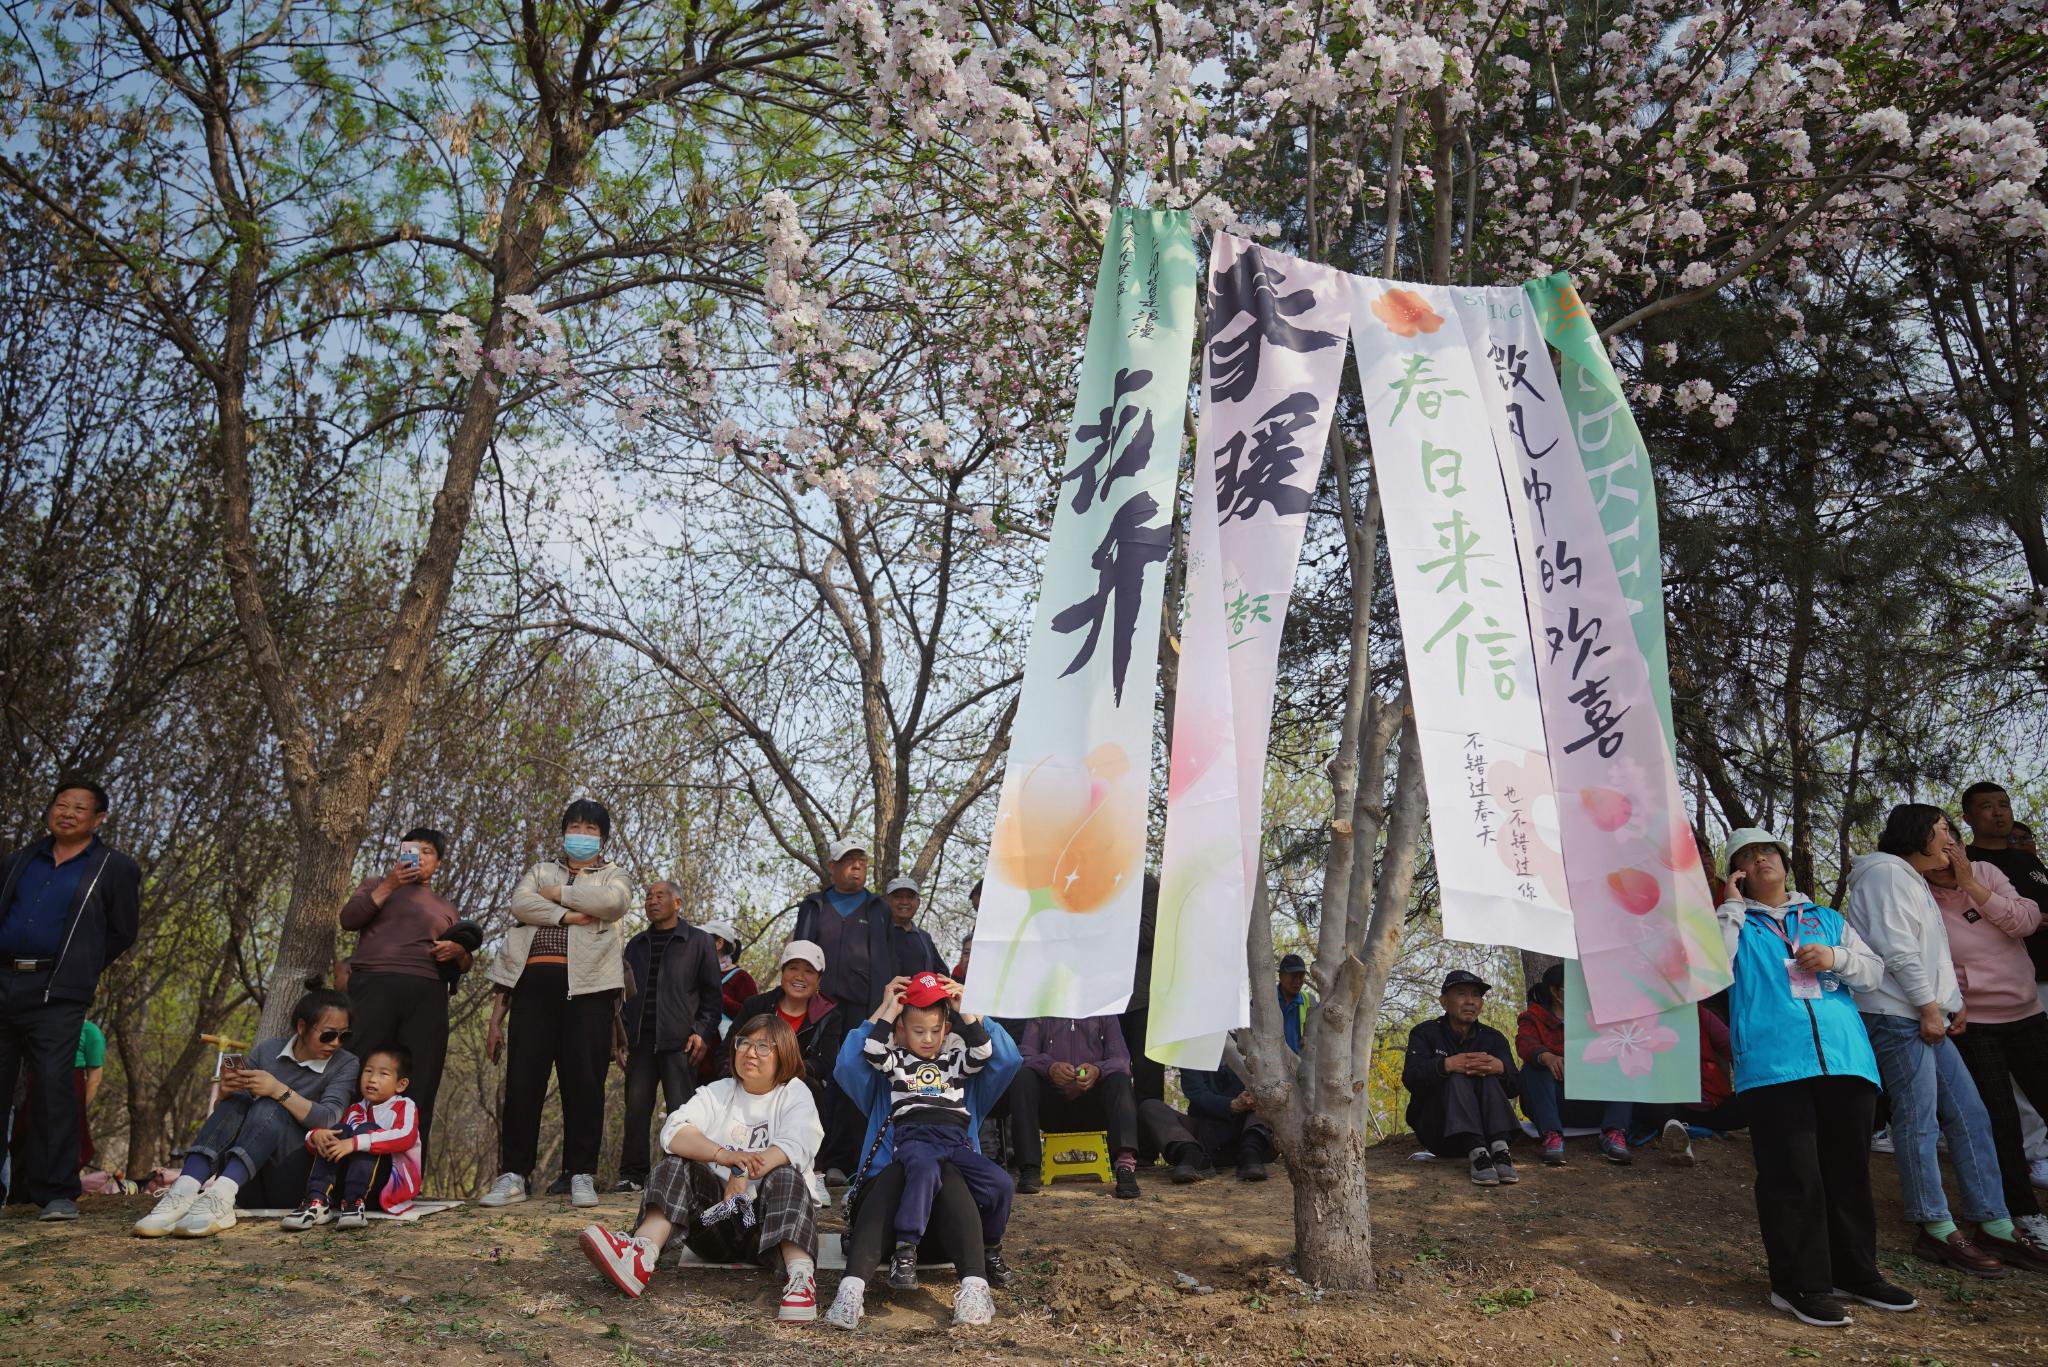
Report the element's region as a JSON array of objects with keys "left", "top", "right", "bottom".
[{"left": 133, "top": 980, "right": 361, "bottom": 1238}]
